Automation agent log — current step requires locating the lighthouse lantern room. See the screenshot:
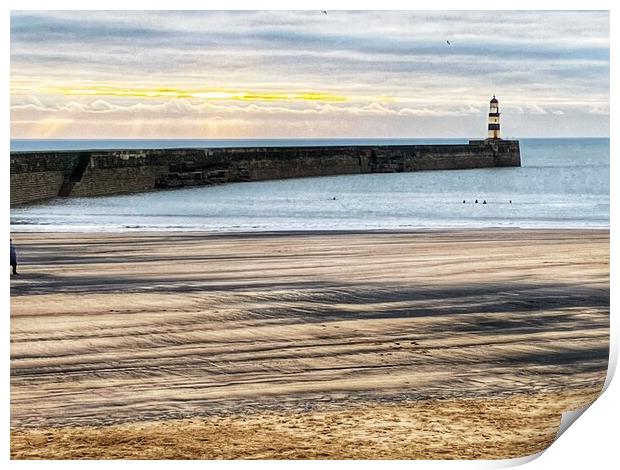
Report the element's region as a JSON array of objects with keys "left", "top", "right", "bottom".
[{"left": 487, "top": 95, "right": 501, "bottom": 140}]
